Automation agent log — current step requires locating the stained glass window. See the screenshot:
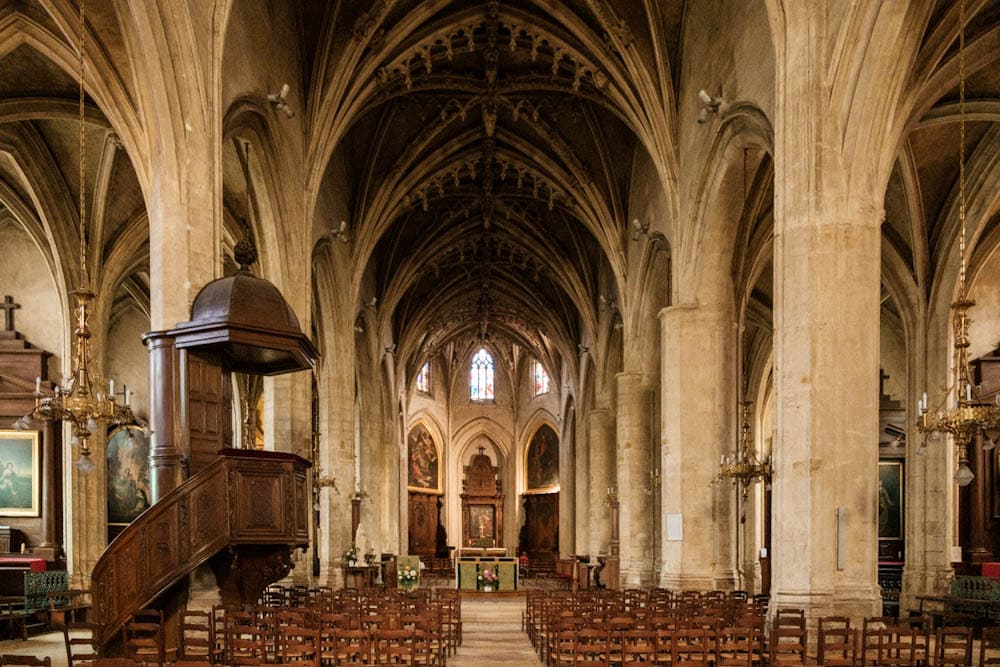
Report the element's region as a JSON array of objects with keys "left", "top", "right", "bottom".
[
  {"left": 416, "top": 362, "right": 430, "bottom": 394},
  {"left": 533, "top": 360, "right": 550, "bottom": 395},
  {"left": 470, "top": 348, "right": 495, "bottom": 401}
]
